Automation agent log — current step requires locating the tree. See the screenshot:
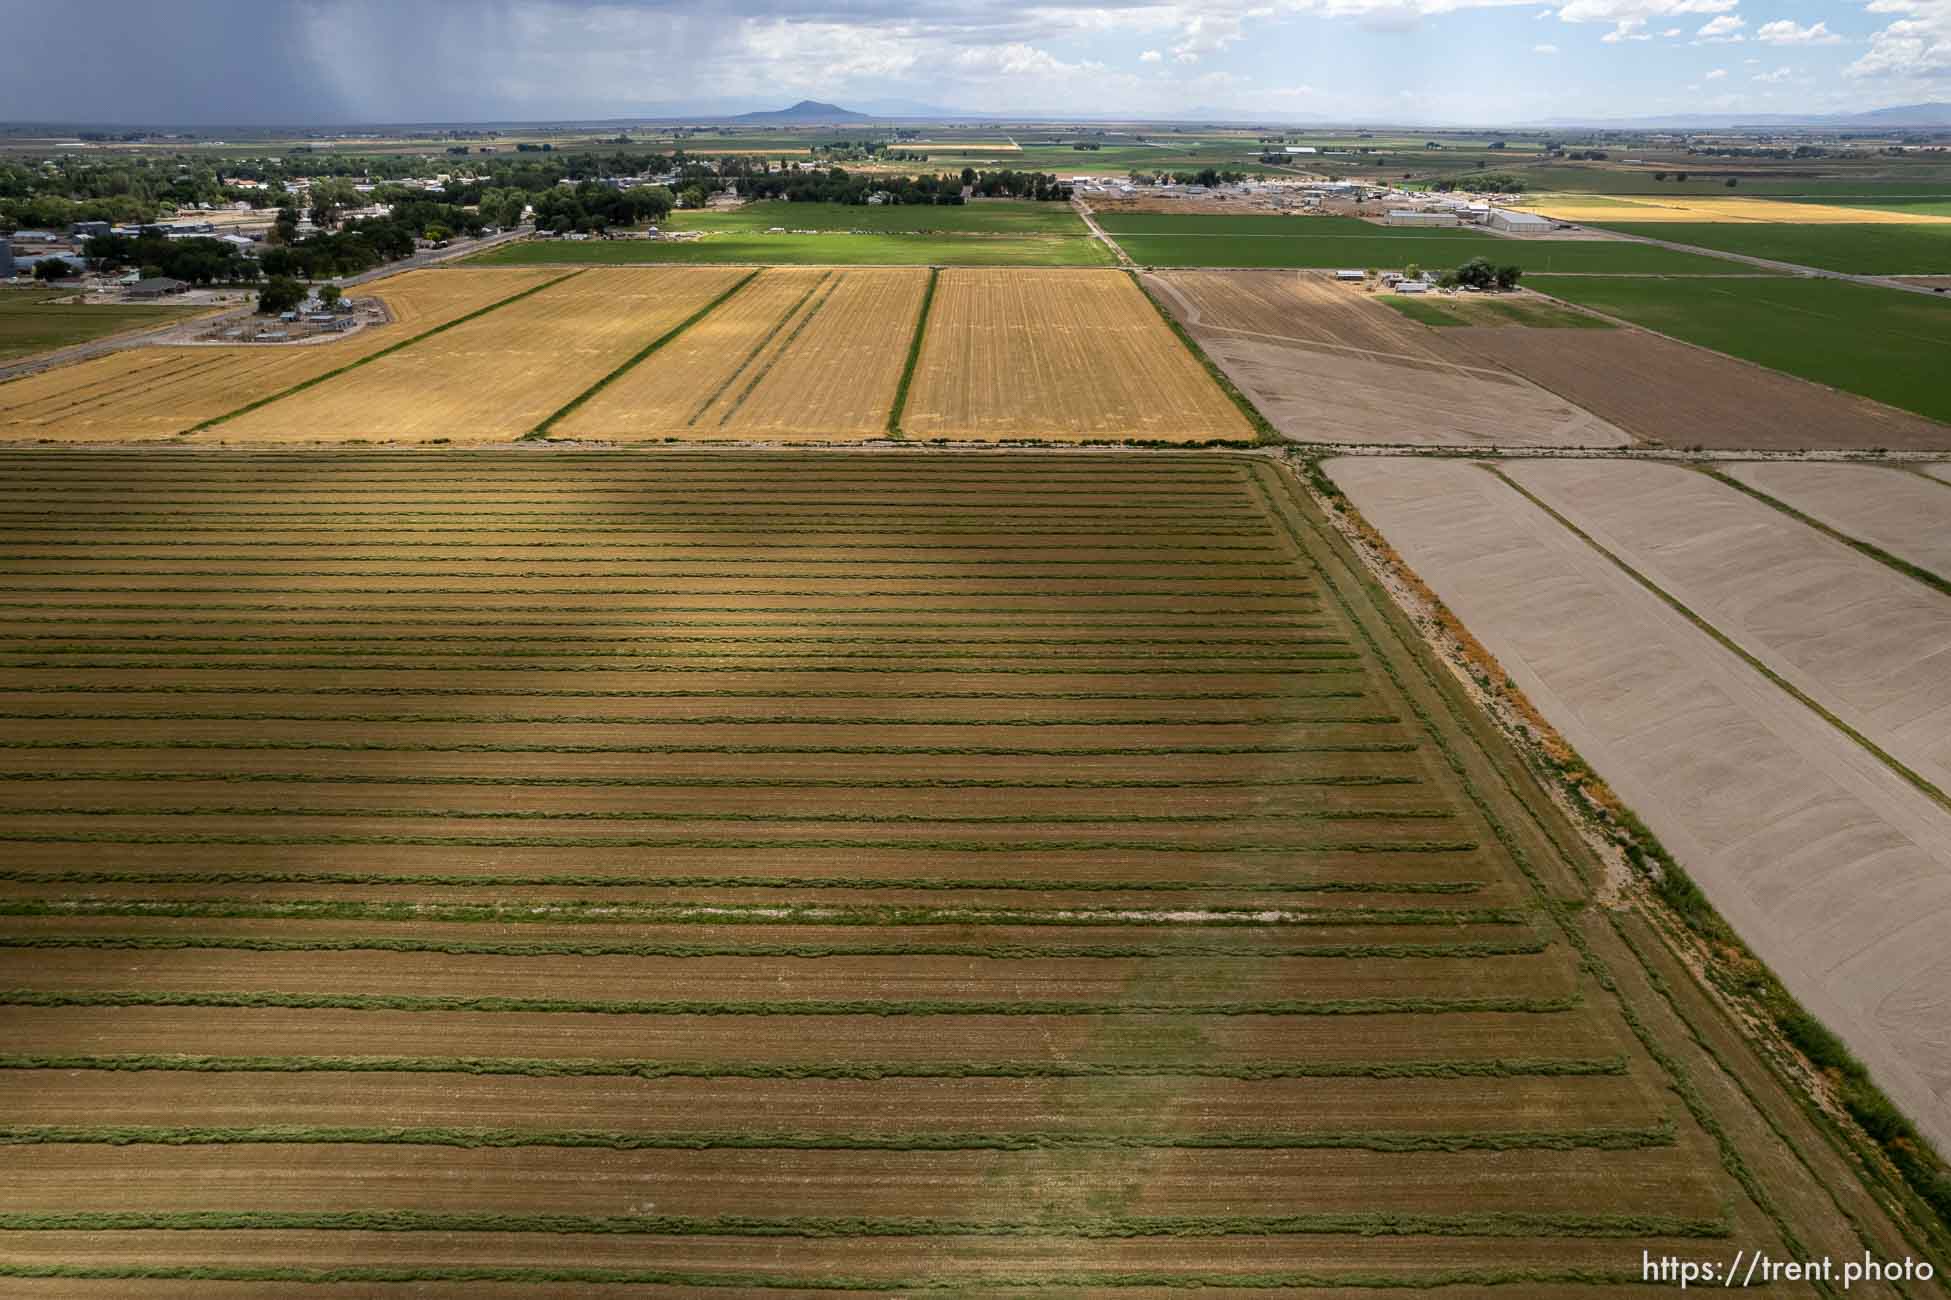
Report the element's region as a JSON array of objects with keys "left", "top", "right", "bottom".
[
  {"left": 272, "top": 207, "right": 300, "bottom": 245},
  {"left": 1494, "top": 264, "right": 1522, "bottom": 291},
  {"left": 32, "top": 258, "right": 72, "bottom": 282},
  {"left": 960, "top": 167, "right": 977, "bottom": 187},
  {"left": 1653, "top": 171, "right": 1669, "bottom": 181},
  {"left": 318, "top": 283, "right": 344, "bottom": 309},
  {"left": 1451, "top": 257, "right": 1497, "bottom": 290},
  {"left": 1725, "top": 177, "right": 1739, "bottom": 187},
  {"left": 1676, "top": 171, "right": 1689, "bottom": 182},
  {"left": 257, "top": 276, "right": 306, "bottom": 315}
]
